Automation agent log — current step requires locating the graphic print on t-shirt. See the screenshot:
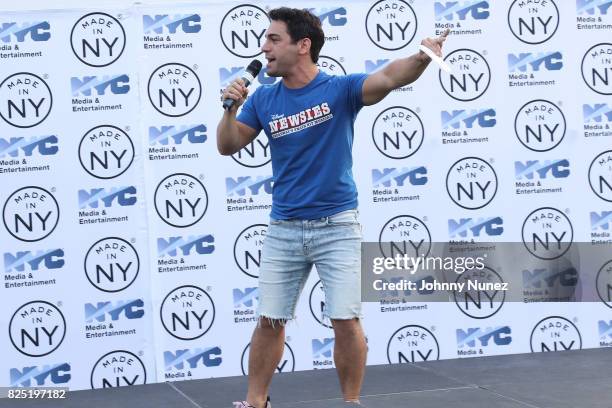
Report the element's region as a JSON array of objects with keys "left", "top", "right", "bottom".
[{"left": 268, "top": 102, "right": 332, "bottom": 139}]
